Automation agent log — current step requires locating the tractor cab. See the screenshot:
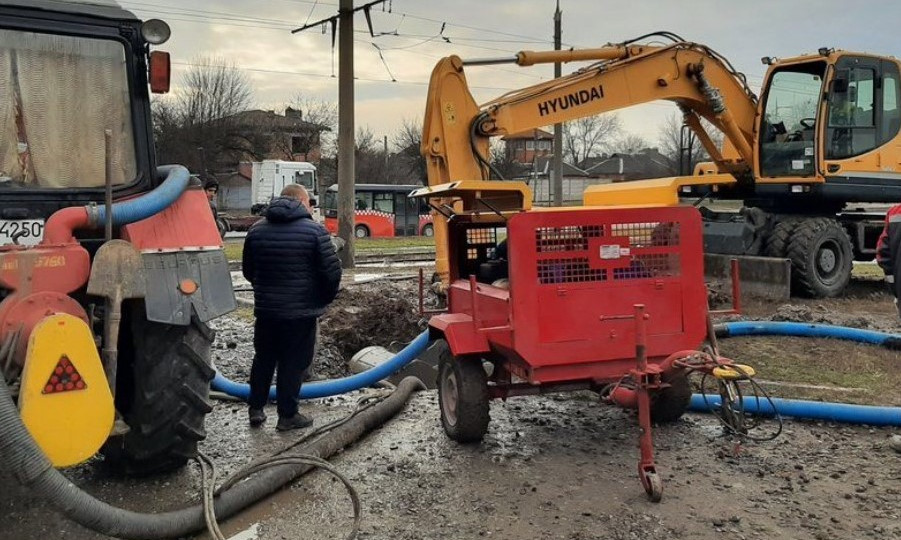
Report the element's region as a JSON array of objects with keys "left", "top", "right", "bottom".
[{"left": 0, "top": 0, "right": 171, "bottom": 234}]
